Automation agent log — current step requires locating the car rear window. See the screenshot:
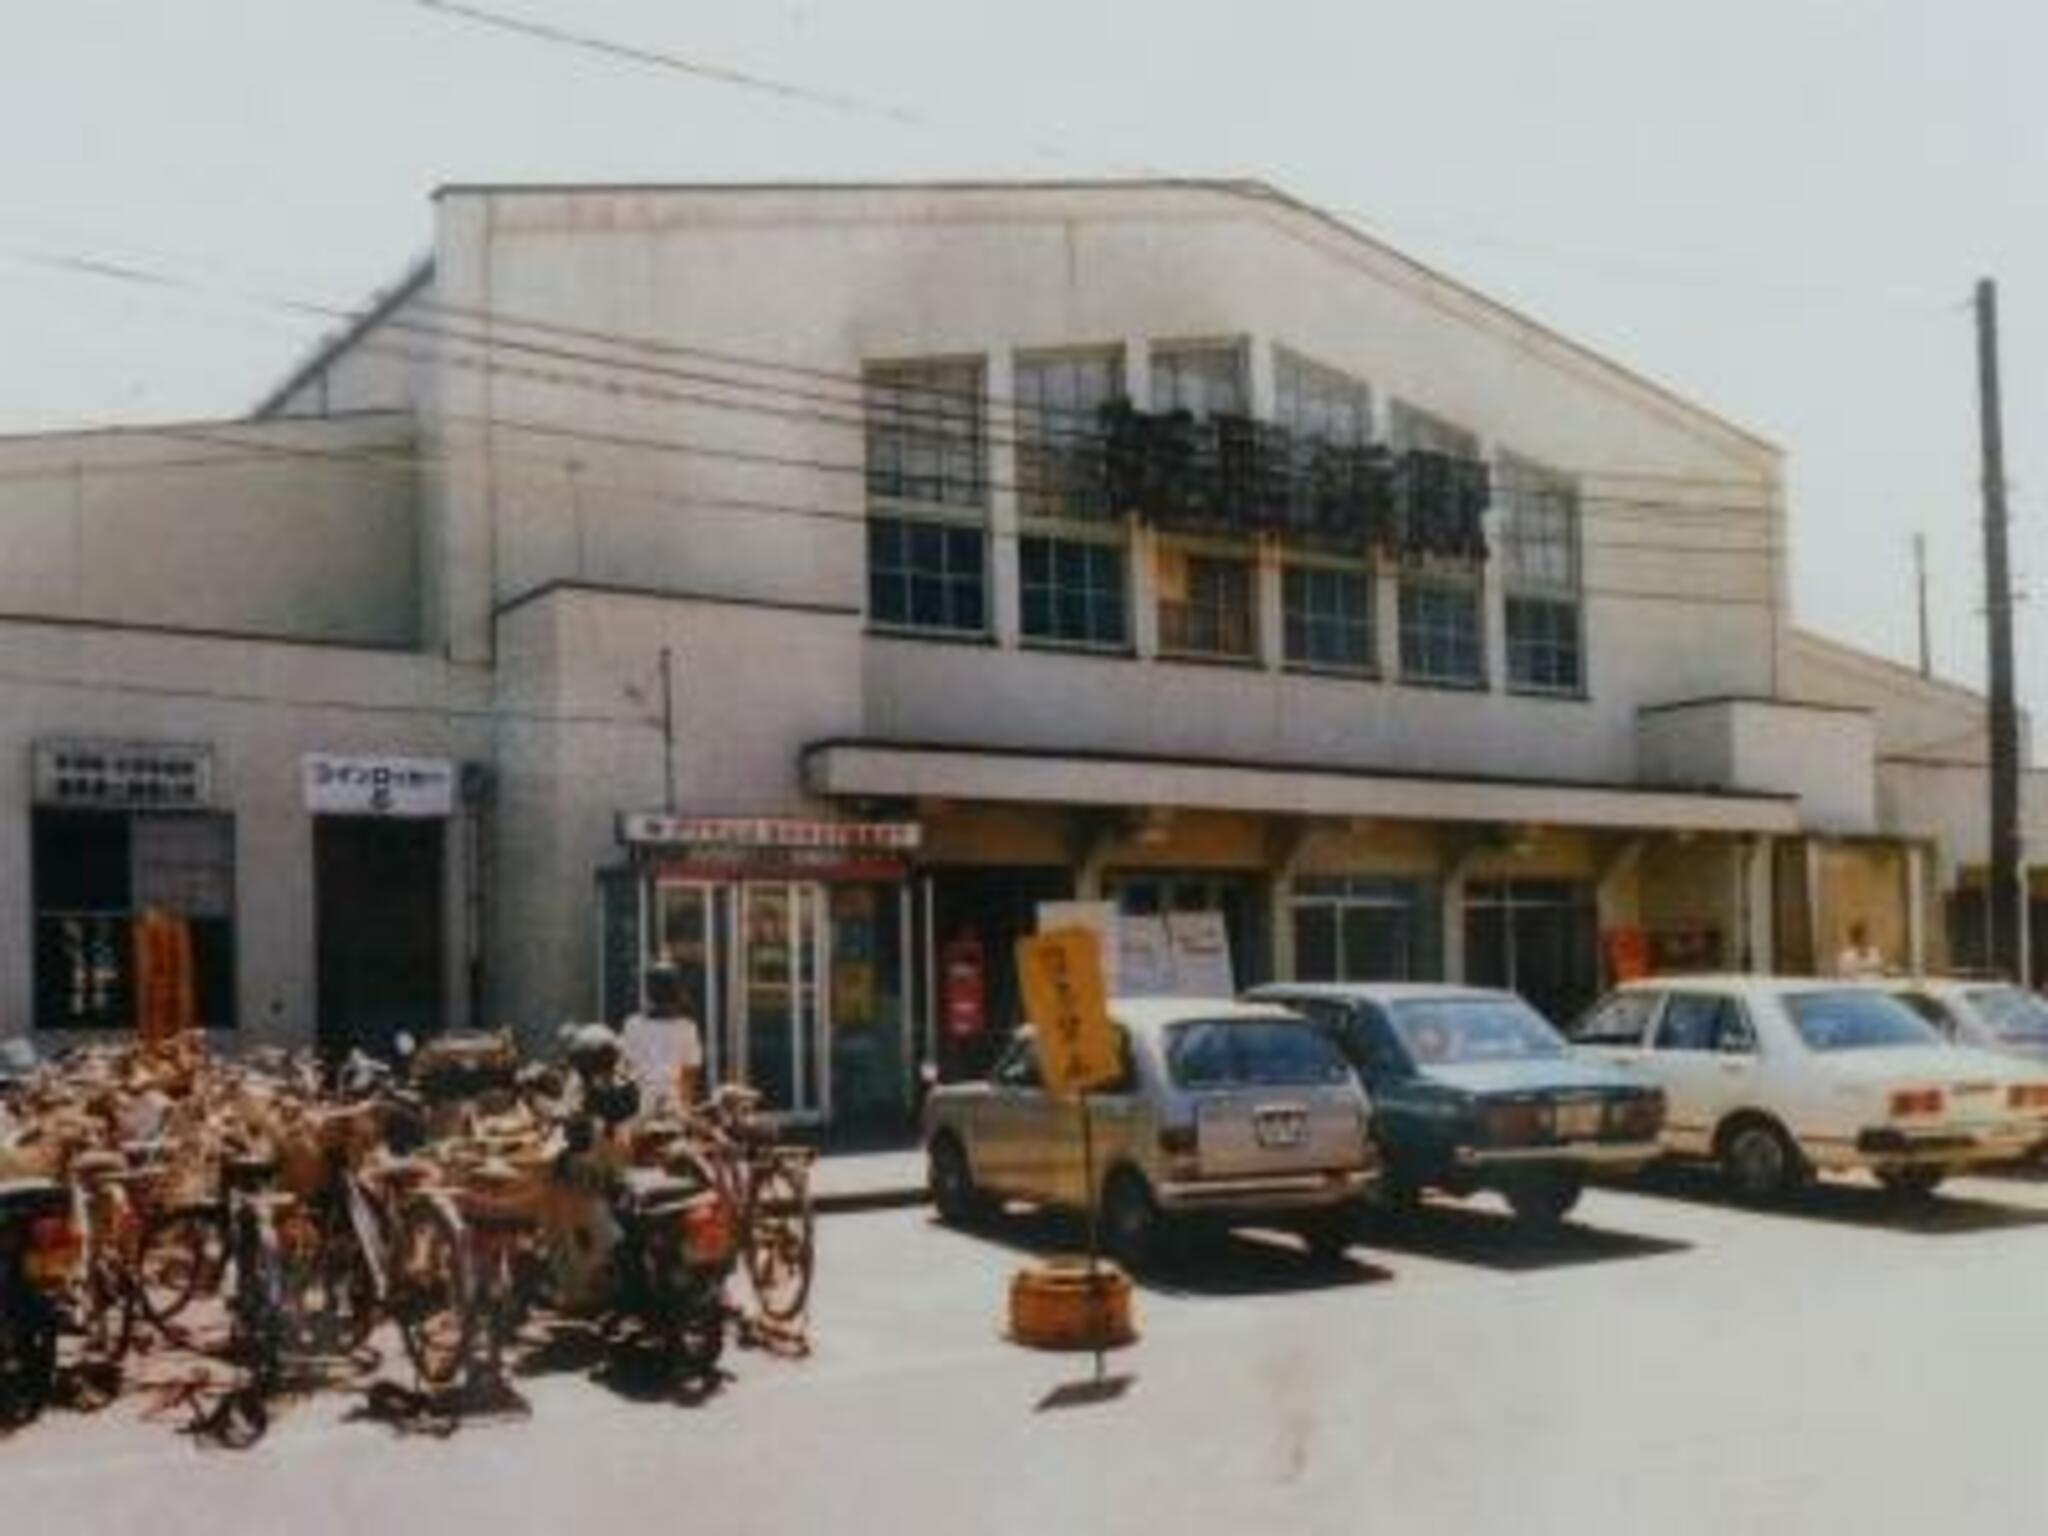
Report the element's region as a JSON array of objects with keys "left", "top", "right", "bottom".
[
  {"left": 1388, "top": 997, "right": 1567, "bottom": 1063},
  {"left": 1785, "top": 990, "right": 1941, "bottom": 1052},
  {"left": 1166, "top": 1019, "right": 1351, "bottom": 1089},
  {"left": 1966, "top": 986, "right": 2048, "bottom": 1042}
]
